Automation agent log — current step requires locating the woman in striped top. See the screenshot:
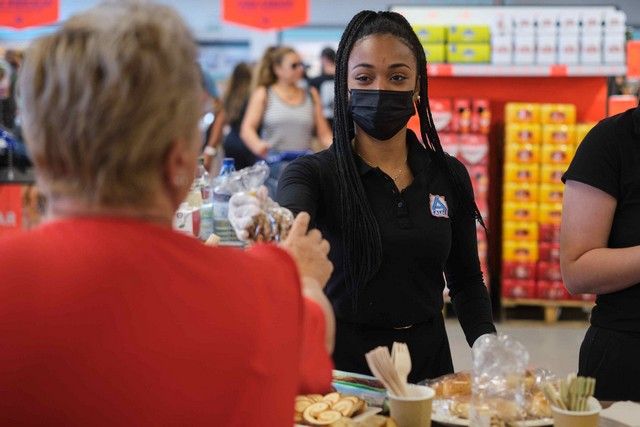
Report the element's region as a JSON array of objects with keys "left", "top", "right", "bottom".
[{"left": 241, "top": 46, "right": 332, "bottom": 191}]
